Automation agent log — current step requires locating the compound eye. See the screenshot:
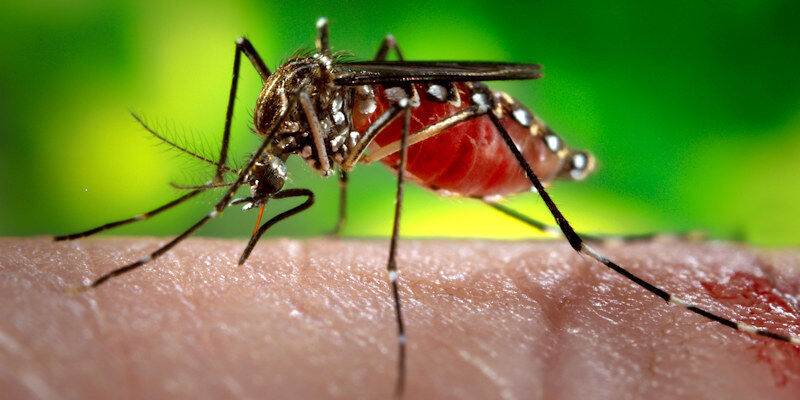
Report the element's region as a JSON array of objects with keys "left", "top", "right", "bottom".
[
  {"left": 250, "top": 155, "right": 288, "bottom": 200},
  {"left": 263, "top": 155, "right": 287, "bottom": 192},
  {"left": 568, "top": 151, "right": 595, "bottom": 180}
]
